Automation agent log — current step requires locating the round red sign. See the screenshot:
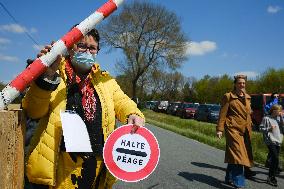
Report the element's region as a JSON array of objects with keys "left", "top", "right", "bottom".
[{"left": 103, "top": 124, "right": 160, "bottom": 182}]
